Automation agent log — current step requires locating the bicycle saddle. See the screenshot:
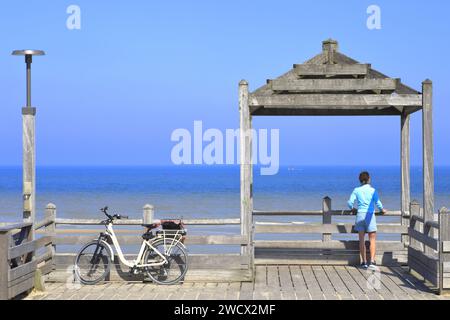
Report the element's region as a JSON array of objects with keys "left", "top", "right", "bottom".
[{"left": 141, "top": 231, "right": 154, "bottom": 241}]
